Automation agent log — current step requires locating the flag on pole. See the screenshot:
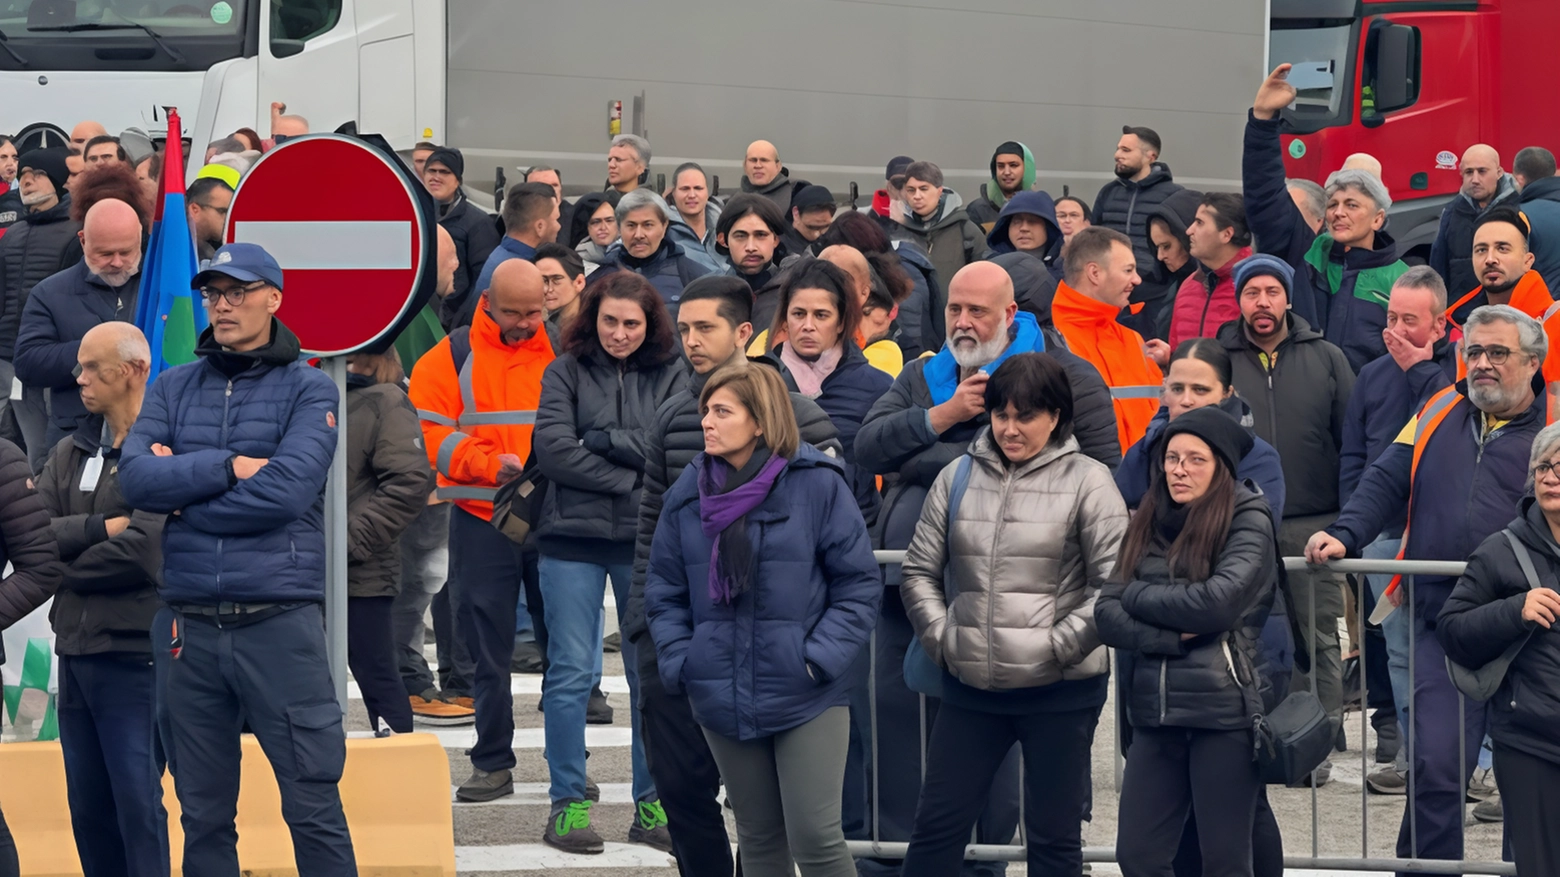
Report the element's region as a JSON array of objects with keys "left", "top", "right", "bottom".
[{"left": 134, "top": 107, "right": 207, "bottom": 382}]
